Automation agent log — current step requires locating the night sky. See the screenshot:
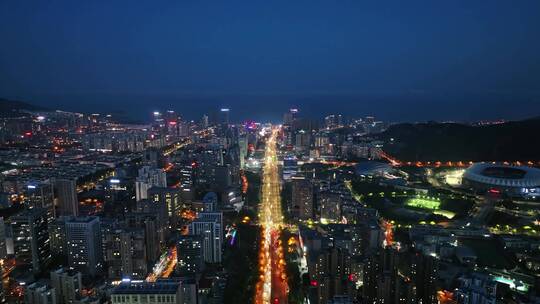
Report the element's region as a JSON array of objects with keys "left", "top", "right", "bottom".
[{"left": 1, "top": 1, "right": 539, "bottom": 122}]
